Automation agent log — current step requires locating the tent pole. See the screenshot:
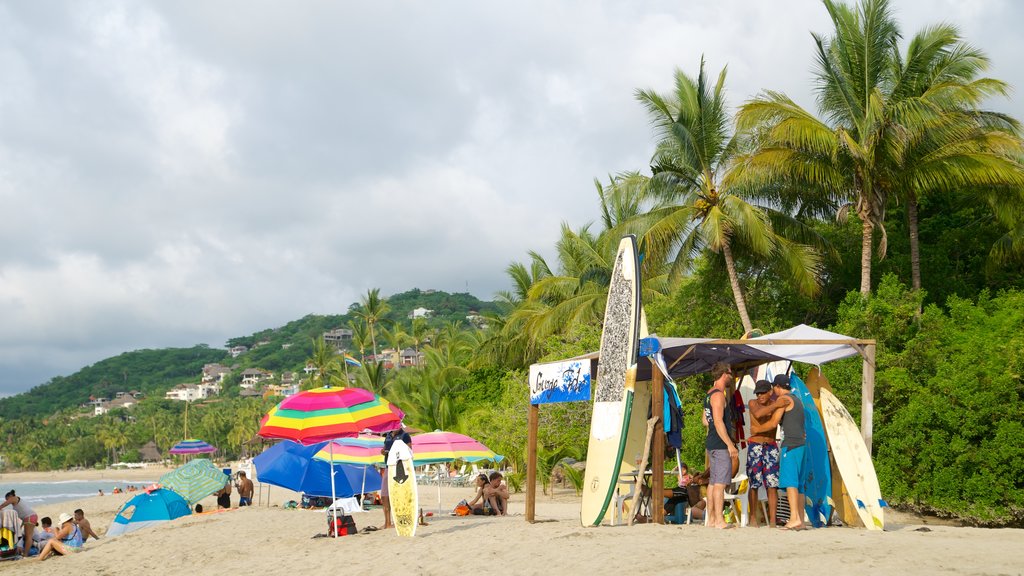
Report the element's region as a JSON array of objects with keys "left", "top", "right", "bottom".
[
  {"left": 330, "top": 441, "right": 338, "bottom": 538},
  {"left": 651, "top": 361, "right": 665, "bottom": 525},
  {"left": 526, "top": 403, "right": 538, "bottom": 523},
  {"left": 861, "top": 343, "right": 876, "bottom": 454}
]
